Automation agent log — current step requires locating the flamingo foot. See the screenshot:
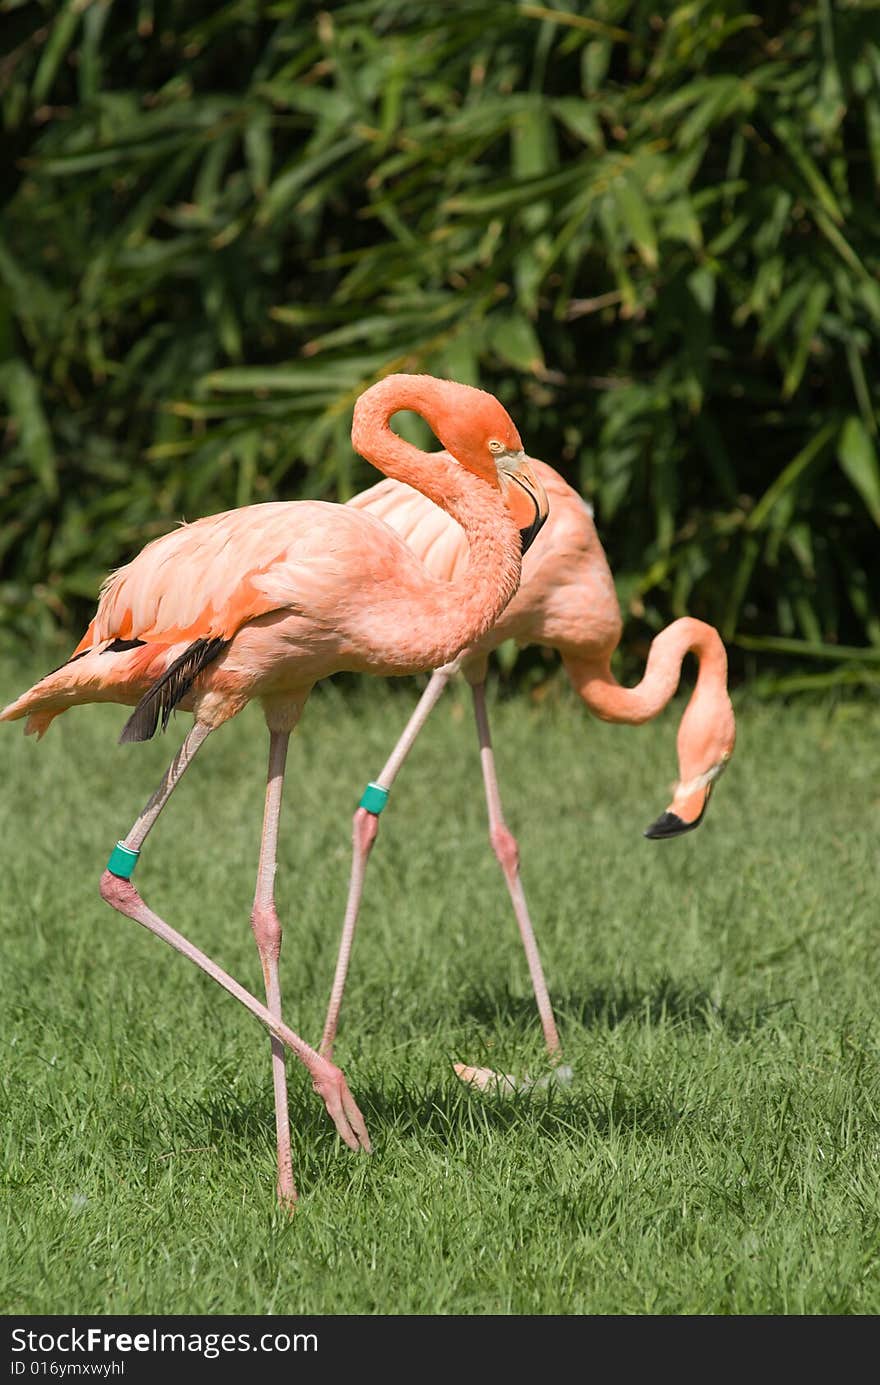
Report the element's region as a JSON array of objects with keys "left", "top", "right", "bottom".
[
  {"left": 311, "top": 1063, "right": 373, "bottom": 1153},
  {"left": 453, "top": 1063, "right": 518, "bottom": 1094},
  {"left": 453, "top": 1061, "right": 573, "bottom": 1095},
  {"left": 277, "top": 1184, "right": 298, "bottom": 1215}
]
